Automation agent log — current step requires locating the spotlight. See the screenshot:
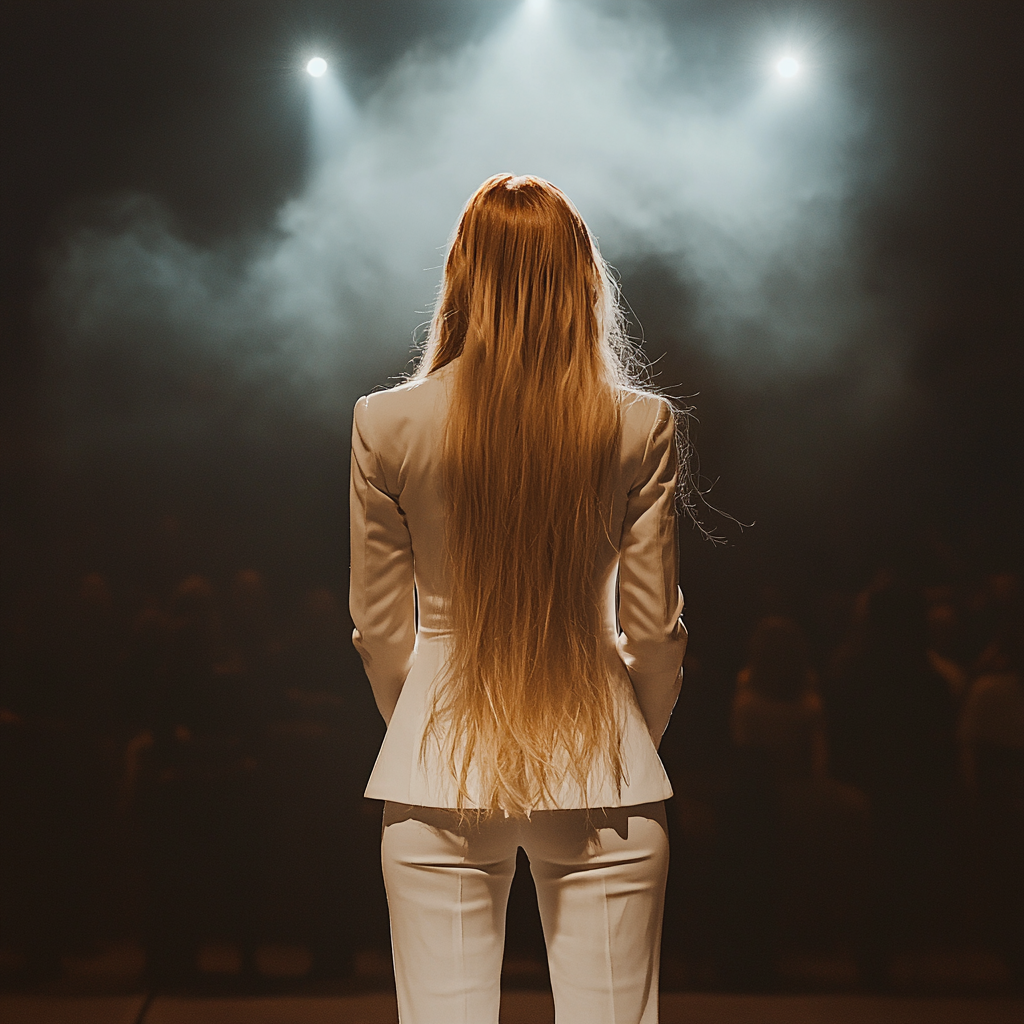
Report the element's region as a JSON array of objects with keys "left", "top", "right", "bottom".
[
  {"left": 775, "top": 56, "right": 799, "bottom": 78},
  {"left": 306, "top": 57, "right": 327, "bottom": 78}
]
